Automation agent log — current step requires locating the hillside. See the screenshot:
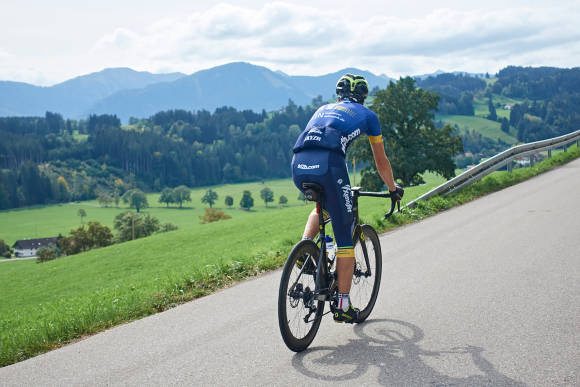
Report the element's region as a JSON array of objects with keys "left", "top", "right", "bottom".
[
  {"left": 0, "top": 68, "right": 185, "bottom": 118},
  {"left": 437, "top": 115, "right": 518, "bottom": 144}
]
